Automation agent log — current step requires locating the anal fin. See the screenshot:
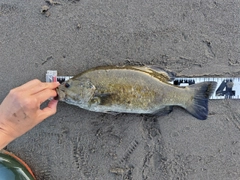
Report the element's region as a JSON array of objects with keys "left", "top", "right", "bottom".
[
  {"left": 149, "top": 106, "right": 173, "bottom": 117},
  {"left": 105, "top": 111, "right": 121, "bottom": 116}
]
